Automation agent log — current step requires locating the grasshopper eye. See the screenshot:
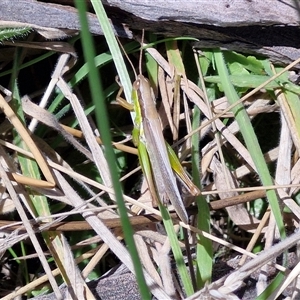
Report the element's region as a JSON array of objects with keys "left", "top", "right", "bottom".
[{"left": 133, "top": 79, "right": 140, "bottom": 90}]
